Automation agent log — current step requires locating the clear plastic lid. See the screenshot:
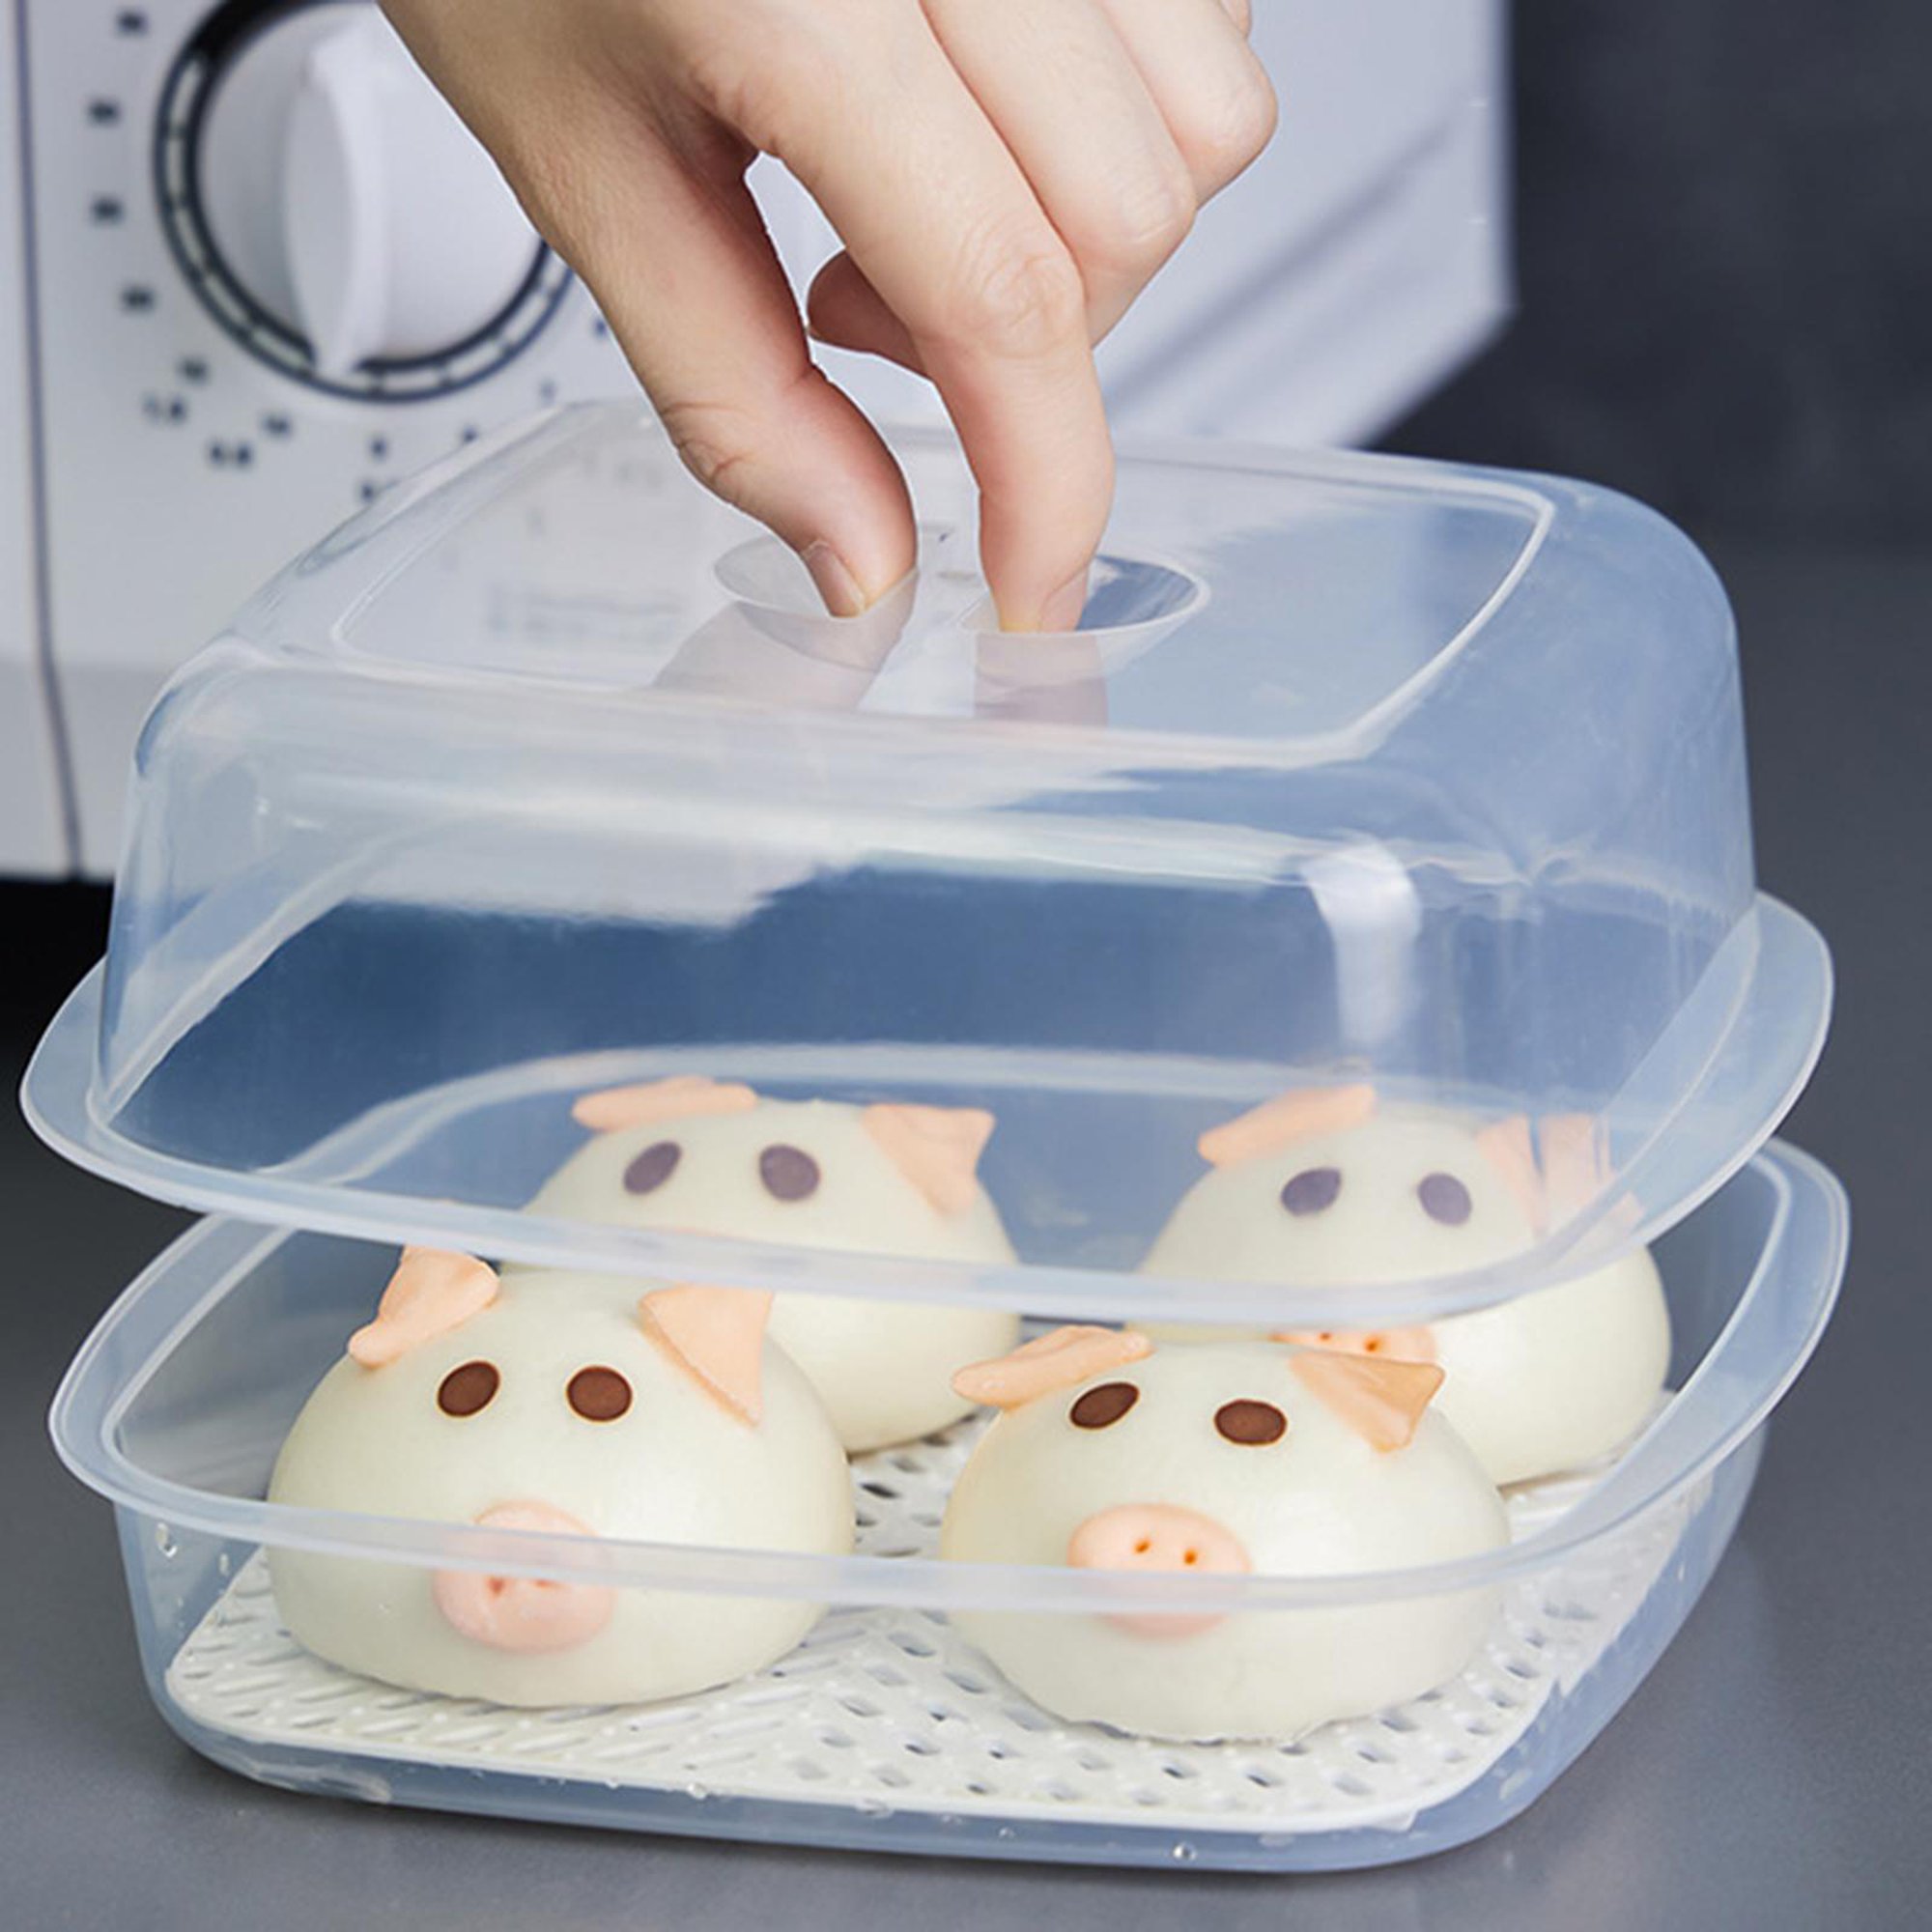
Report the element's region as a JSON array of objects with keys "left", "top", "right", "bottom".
[{"left": 24, "top": 406, "right": 1829, "bottom": 1324}]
